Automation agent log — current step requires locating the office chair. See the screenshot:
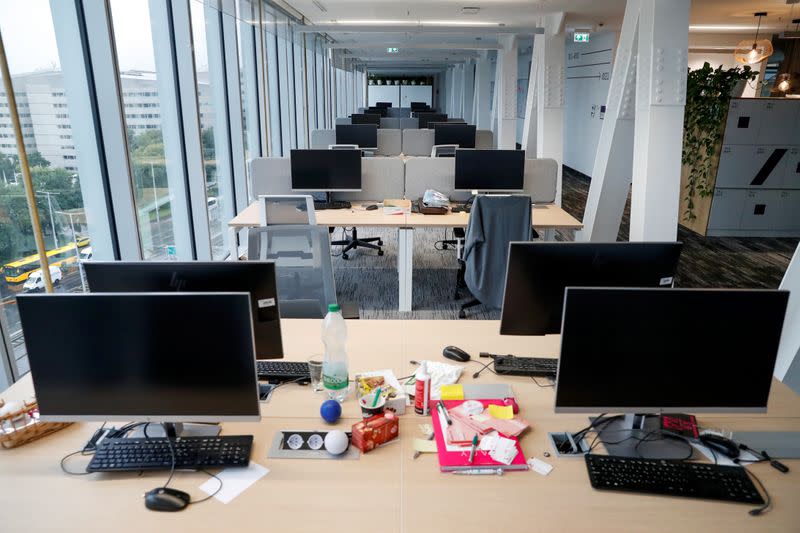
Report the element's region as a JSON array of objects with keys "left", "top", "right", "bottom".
[
  {"left": 456, "top": 195, "right": 532, "bottom": 318},
  {"left": 247, "top": 224, "right": 358, "bottom": 318},
  {"left": 258, "top": 195, "right": 316, "bottom": 226},
  {"left": 431, "top": 144, "right": 458, "bottom": 158},
  {"left": 331, "top": 227, "right": 384, "bottom": 260}
]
